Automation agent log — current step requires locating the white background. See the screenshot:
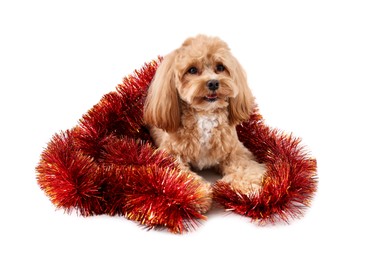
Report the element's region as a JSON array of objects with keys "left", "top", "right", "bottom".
[{"left": 1, "top": 0, "right": 365, "bottom": 259}]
